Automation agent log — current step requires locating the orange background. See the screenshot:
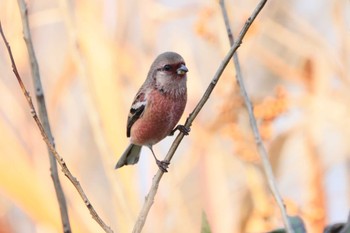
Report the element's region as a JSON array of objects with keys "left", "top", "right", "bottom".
[{"left": 0, "top": 0, "right": 349, "bottom": 232}]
